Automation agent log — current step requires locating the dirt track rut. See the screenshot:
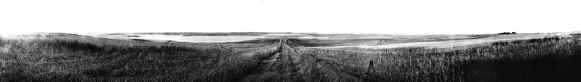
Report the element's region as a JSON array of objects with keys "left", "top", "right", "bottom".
[{"left": 237, "top": 38, "right": 383, "bottom": 81}]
